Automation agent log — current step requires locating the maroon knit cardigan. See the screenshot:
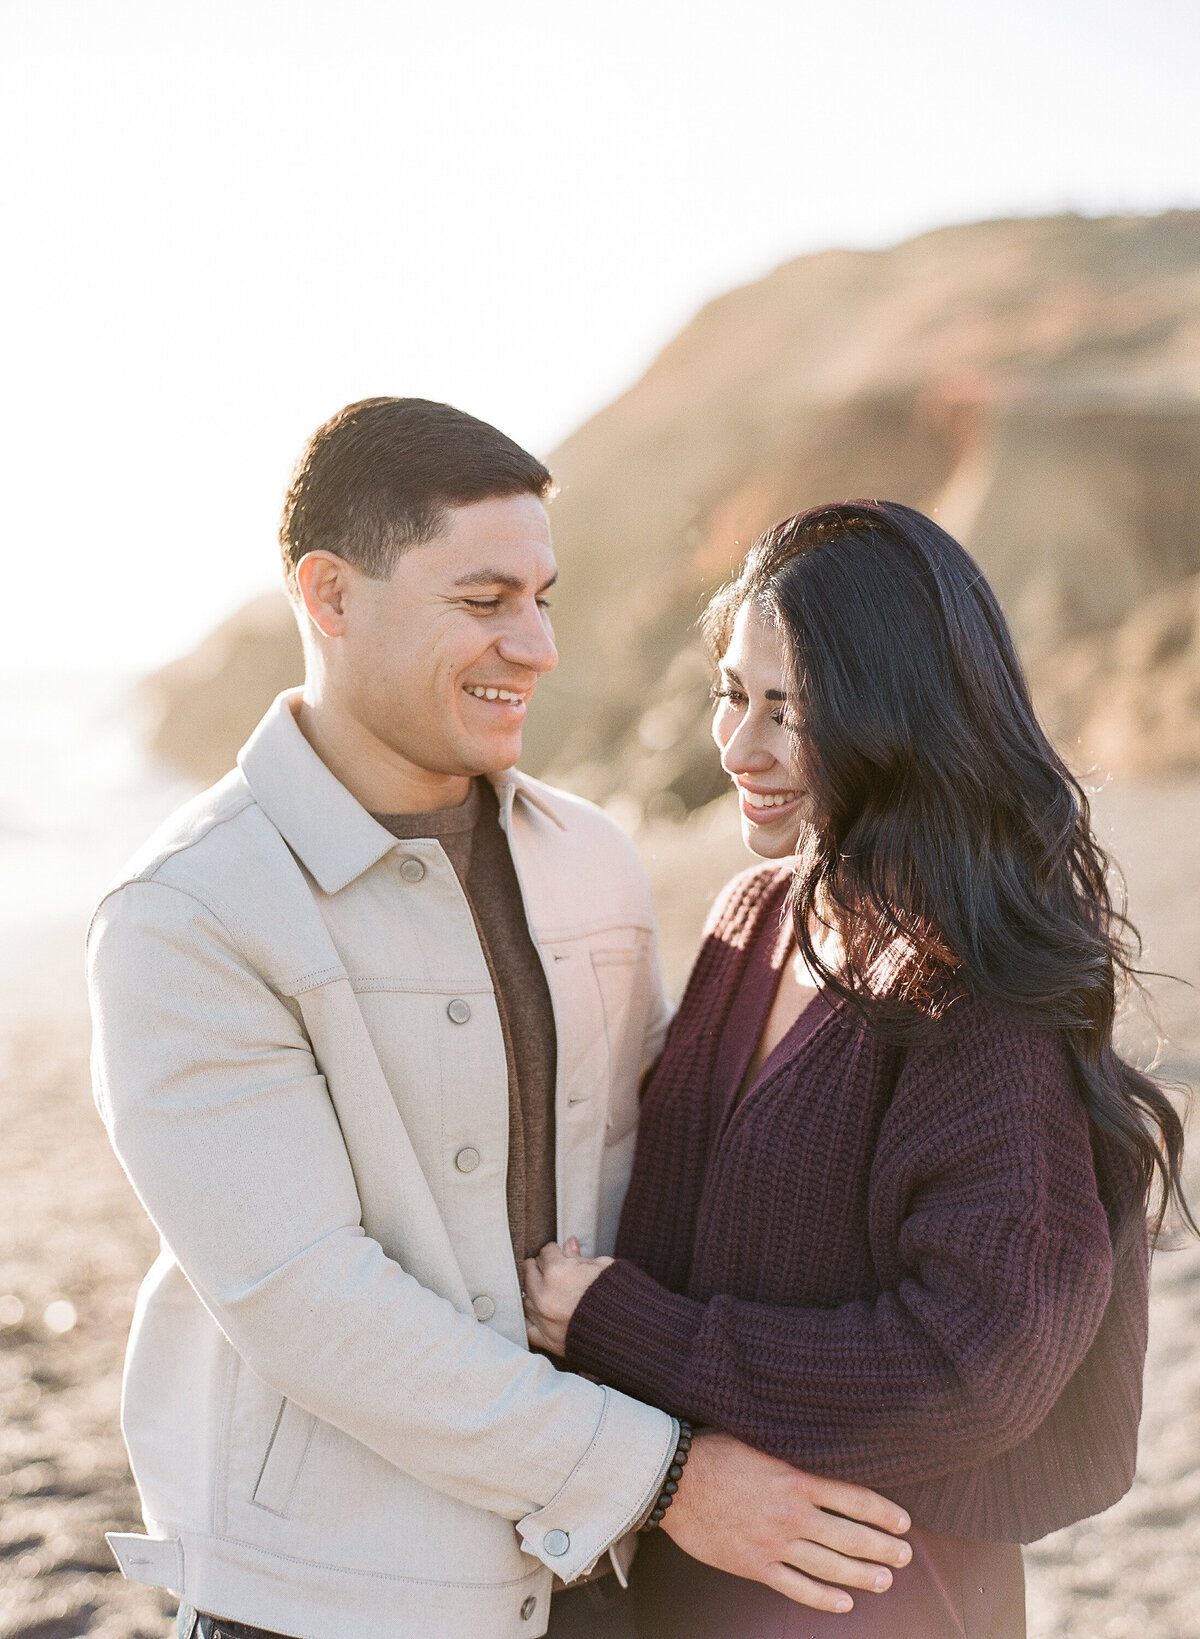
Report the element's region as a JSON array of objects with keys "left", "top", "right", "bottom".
[{"left": 566, "top": 865, "right": 1150, "bottom": 1542}]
